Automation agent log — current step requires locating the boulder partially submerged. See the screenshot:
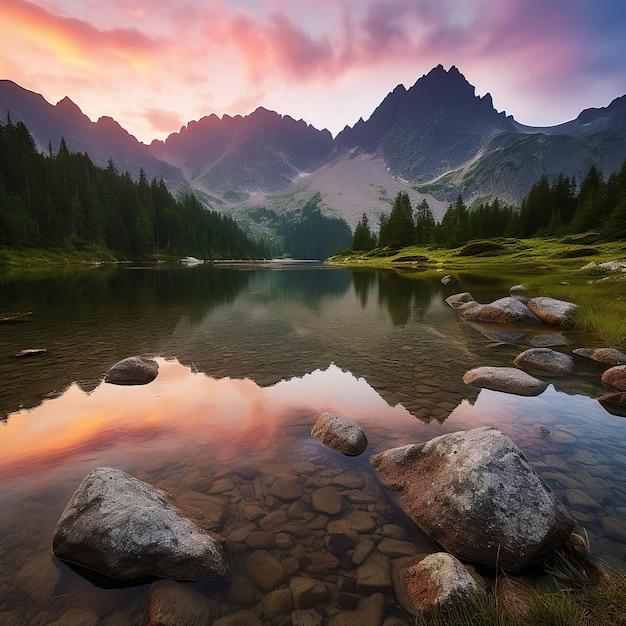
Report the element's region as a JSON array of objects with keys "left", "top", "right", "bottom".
[
  {"left": 573, "top": 347, "right": 626, "bottom": 366},
  {"left": 311, "top": 411, "right": 368, "bottom": 456},
  {"left": 104, "top": 356, "right": 159, "bottom": 385},
  {"left": 370, "top": 427, "right": 574, "bottom": 571},
  {"left": 601, "top": 365, "right": 626, "bottom": 391},
  {"left": 477, "top": 297, "right": 540, "bottom": 326},
  {"left": 52, "top": 467, "right": 230, "bottom": 581},
  {"left": 598, "top": 392, "right": 626, "bottom": 417},
  {"left": 527, "top": 297, "right": 578, "bottom": 326},
  {"left": 514, "top": 348, "right": 575, "bottom": 377},
  {"left": 463, "top": 366, "right": 548, "bottom": 396}
]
